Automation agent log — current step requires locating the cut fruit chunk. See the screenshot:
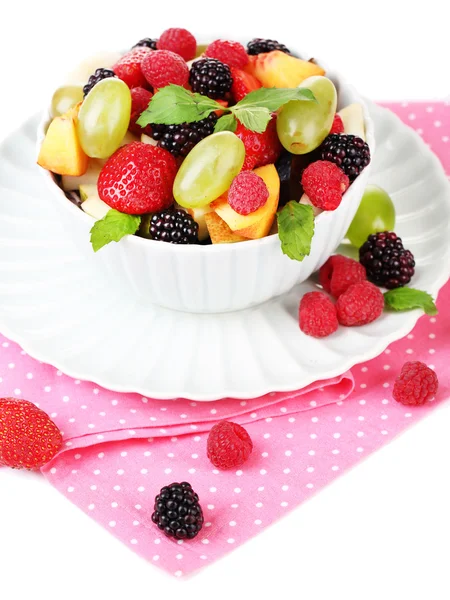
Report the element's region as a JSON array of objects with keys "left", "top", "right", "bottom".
[
  {"left": 37, "top": 104, "right": 89, "bottom": 177},
  {"left": 141, "top": 133, "right": 158, "bottom": 146},
  {"left": 79, "top": 184, "right": 110, "bottom": 219},
  {"left": 175, "top": 203, "right": 213, "bottom": 242},
  {"left": 205, "top": 212, "right": 247, "bottom": 244},
  {"left": 338, "top": 103, "right": 366, "bottom": 140},
  {"left": 211, "top": 164, "right": 280, "bottom": 239},
  {"left": 245, "top": 51, "right": 325, "bottom": 88},
  {"left": 61, "top": 158, "right": 105, "bottom": 191}
]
